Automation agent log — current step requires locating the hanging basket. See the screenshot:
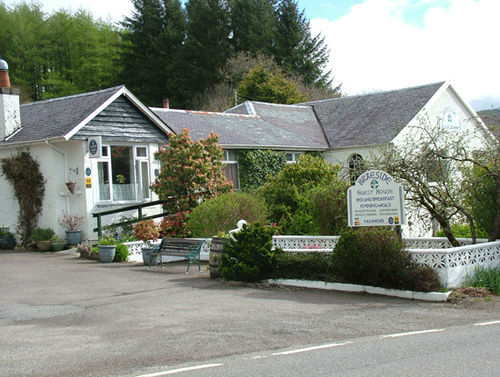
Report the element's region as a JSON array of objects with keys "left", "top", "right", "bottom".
[{"left": 65, "top": 181, "right": 76, "bottom": 194}]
